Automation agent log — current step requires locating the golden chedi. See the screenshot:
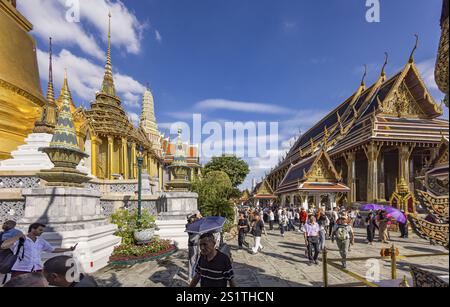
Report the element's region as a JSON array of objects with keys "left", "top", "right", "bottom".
[{"left": 0, "top": 0, "right": 56, "bottom": 160}]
